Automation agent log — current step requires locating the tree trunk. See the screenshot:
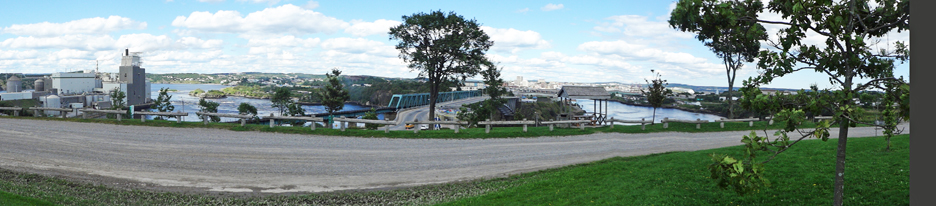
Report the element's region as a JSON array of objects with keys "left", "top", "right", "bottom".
[
  {"left": 651, "top": 107, "right": 657, "bottom": 125},
  {"left": 428, "top": 81, "right": 438, "bottom": 123},
  {"left": 833, "top": 74, "right": 854, "bottom": 206}
]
